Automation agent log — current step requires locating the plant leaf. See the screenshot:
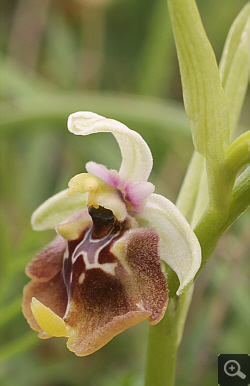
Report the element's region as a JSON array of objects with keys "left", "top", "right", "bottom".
[
  {"left": 167, "top": 0, "right": 230, "bottom": 158},
  {"left": 220, "top": 3, "right": 250, "bottom": 135}
]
